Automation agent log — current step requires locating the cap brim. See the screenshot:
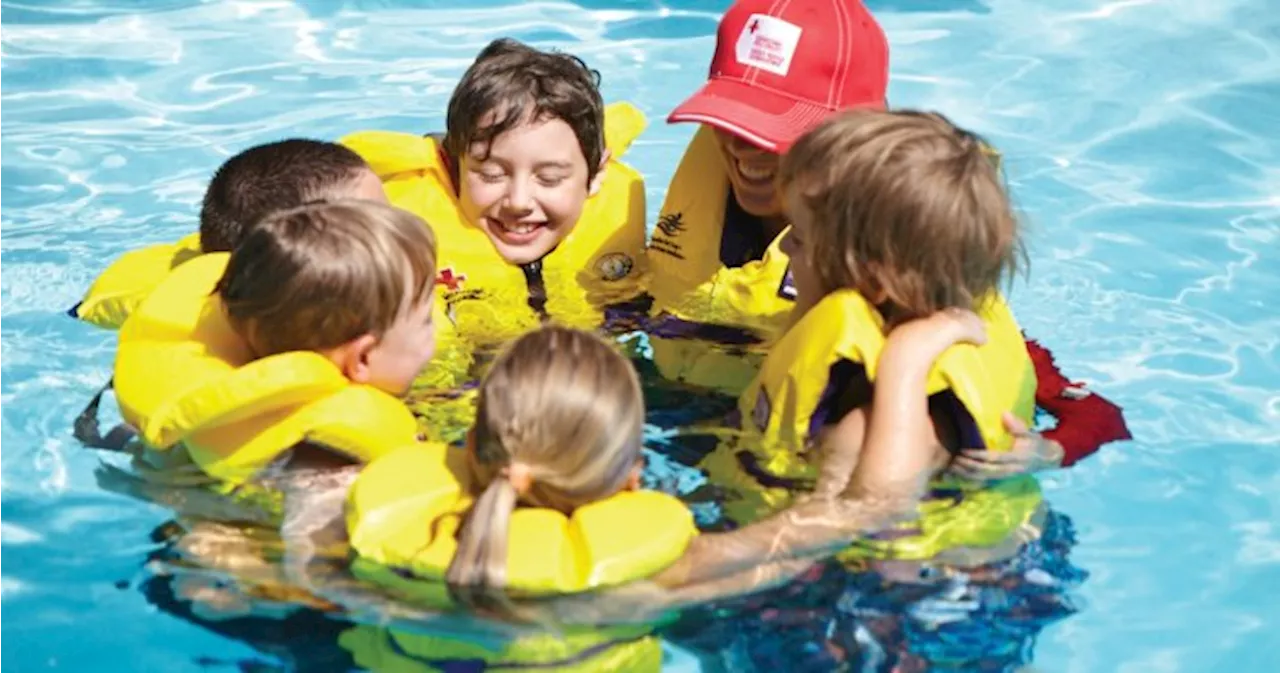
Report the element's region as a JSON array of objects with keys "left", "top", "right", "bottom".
[{"left": 668, "top": 78, "right": 882, "bottom": 153}]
